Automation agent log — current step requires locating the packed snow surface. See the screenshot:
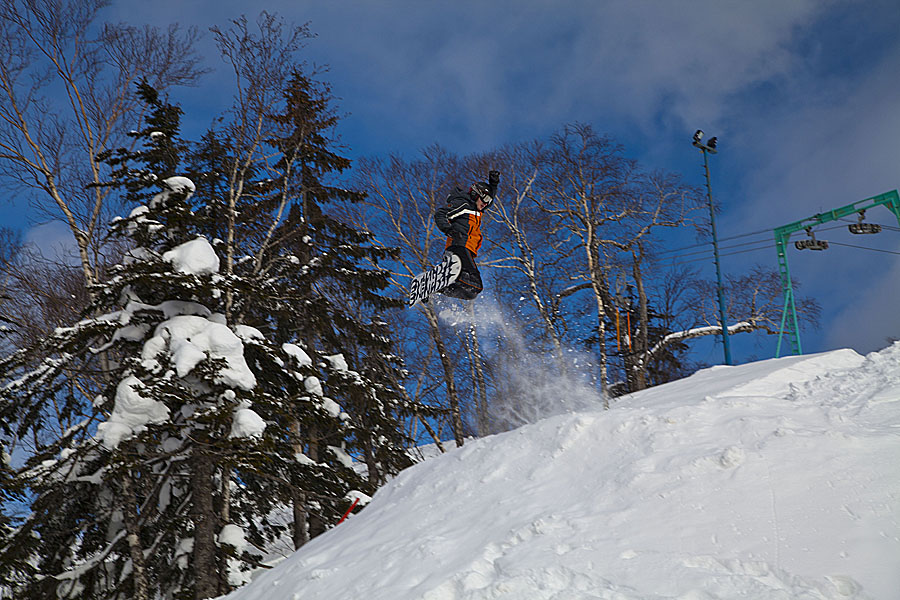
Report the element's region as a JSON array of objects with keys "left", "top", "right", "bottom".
[{"left": 224, "top": 345, "right": 900, "bottom": 599}]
